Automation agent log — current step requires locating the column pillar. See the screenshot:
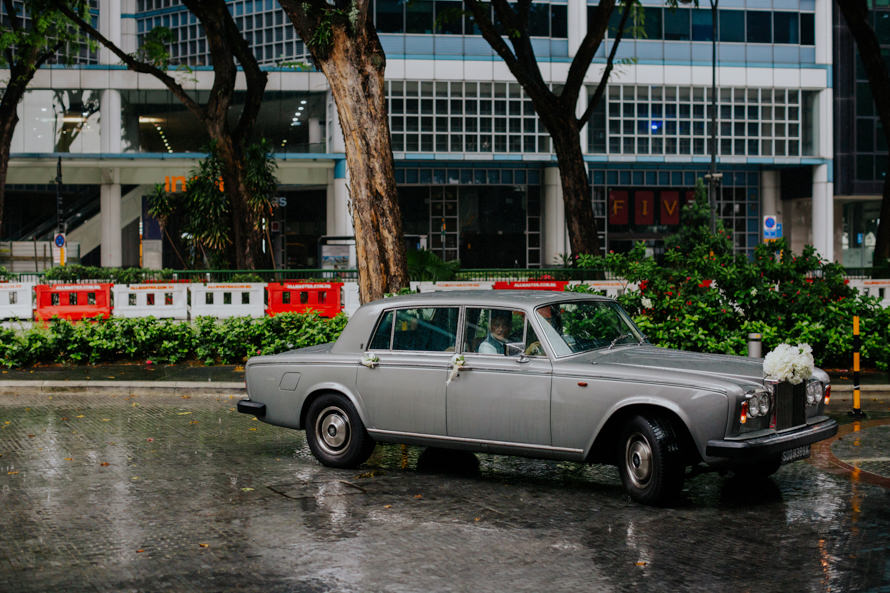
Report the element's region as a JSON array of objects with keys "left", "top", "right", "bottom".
[
  {"left": 812, "top": 164, "right": 833, "bottom": 261},
  {"left": 542, "top": 166, "right": 568, "bottom": 266},
  {"left": 100, "top": 170, "right": 122, "bottom": 267},
  {"left": 327, "top": 160, "right": 353, "bottom": 237}
]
